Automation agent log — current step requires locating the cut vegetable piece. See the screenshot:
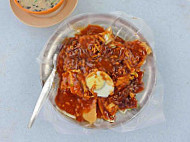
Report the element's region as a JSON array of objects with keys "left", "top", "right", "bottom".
[
  {"left": 83, "top": 100, "right": 97, "bottom": 123},
  {"left": 98, "top": 98, "right": 118, "bottom": 122}
]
